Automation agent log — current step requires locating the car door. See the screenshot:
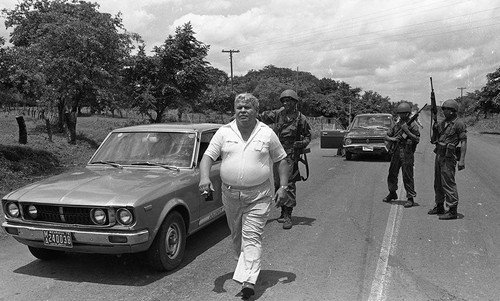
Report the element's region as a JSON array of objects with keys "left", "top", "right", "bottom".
[
  {"left": 197, "top": 130, "right": 224, "bottom": 227},
  {"left": 320, "top": 118, "right": 346, "bottom": 149}
]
